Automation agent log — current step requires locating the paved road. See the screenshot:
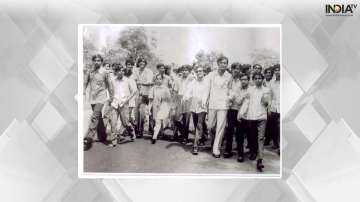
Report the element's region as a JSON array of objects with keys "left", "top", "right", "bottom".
[
  {"left": 83, "top": 105, "right": 280, "bottom": 174},
  {"left": 84, "top": 135, "right": 280, "bottom": 174}
]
